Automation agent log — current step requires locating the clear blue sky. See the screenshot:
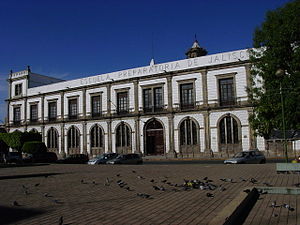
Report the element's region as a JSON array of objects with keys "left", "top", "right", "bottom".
[{"left": 0, "top": 0, "right": 292, "bottom": 122}]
